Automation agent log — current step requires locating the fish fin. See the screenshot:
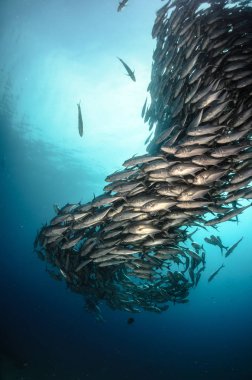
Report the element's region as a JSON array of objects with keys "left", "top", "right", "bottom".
[
  {"left": 212, "top": 225, "right": 219, "bottom": 231},
  {"left": 53, "top": 204, "right": 60, "bottom": 214}
]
